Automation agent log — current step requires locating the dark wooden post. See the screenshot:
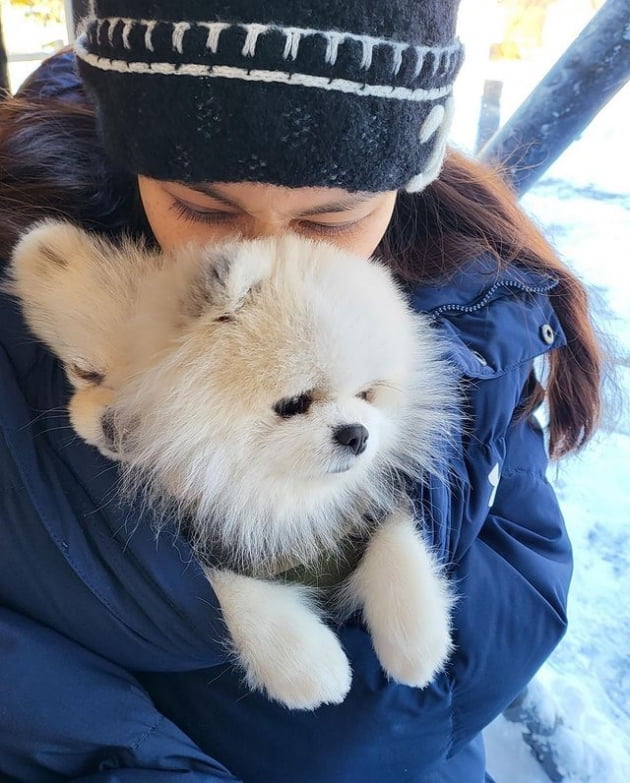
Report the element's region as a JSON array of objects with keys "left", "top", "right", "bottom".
[{"left": 479, "top": 0, "right": 630, "bottom": 195}]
